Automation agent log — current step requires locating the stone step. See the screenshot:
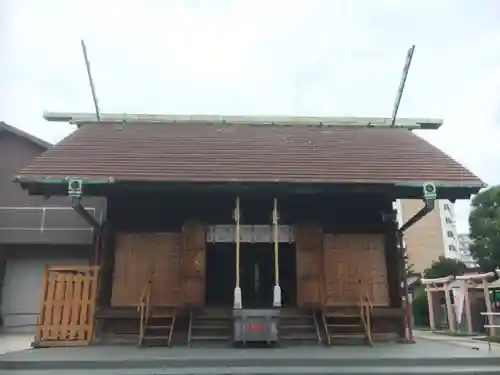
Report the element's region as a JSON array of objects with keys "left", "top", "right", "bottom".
[
  {"left": 280, "top": 324, "right": 315, "bottom": 330},
  {"left": 143, "top": 335, "right": 170, "bottom": 340},
  {"left": 190, "top": 335, "right": 232, "bottom": 341},
  {"left": 146, "top": 325, "right": 172, "bottom": 330},
  {"left": 328, "top": 323, "right": 363, "bottom": 328},
  {"left": 280, "top": 333, "right": 319, "bottom": 341}
]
